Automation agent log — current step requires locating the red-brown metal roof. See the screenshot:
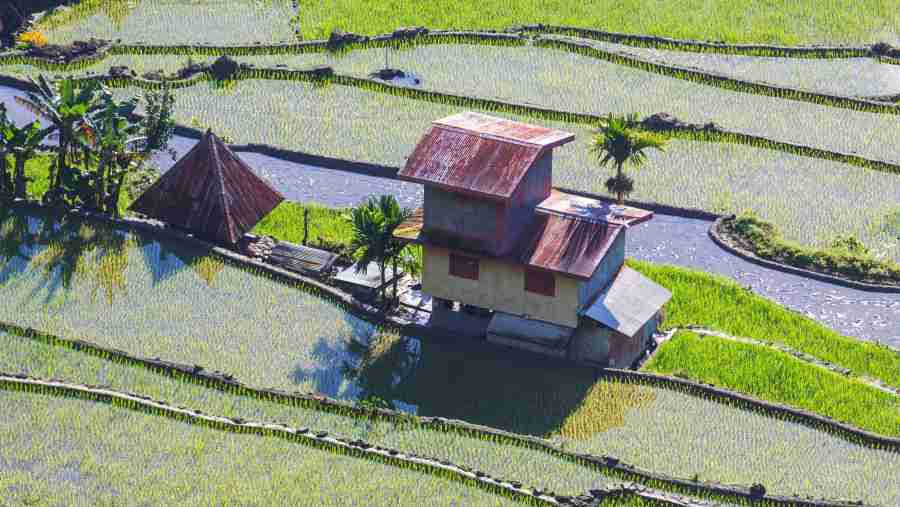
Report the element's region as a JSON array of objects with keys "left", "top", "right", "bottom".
[
  {"left": 128, "top": 130, "right": 285, "bottom": 245},
  {"left": 521, "top": 214, "right": 622, "bottom": 280},
  {"left": 398, "top": 113, "right": 575, "bottom": 201},
  {"left": 433, "top": 112, "right": 575, "bottom": 148},
  {"left": 537, "top": 189, "right": 654, "bottom": 227}
]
